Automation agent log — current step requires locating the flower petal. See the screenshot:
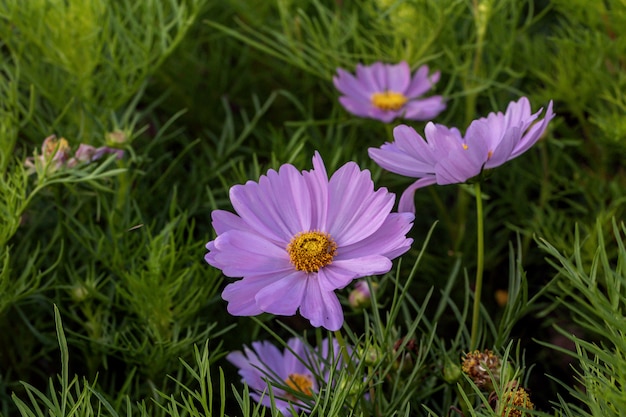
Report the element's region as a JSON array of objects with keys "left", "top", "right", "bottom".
[
  {"left": 398, "top": 177, "right": 437, "bottom": 213},
  {"left": 386, "top": 61, "right": 411, "bottom": 93},
  {"left": 510, "top": 100, "right": 555, "bottom": 158},
  {"left": 255, "top": 271, "right": 307, "bottom": 316},
  {"left": 402, "top": 96, "right": 447, "bottom": 121},
  {"left": 323, "top": 256, "right": 392, "bottom": 289},
  {"left": 333, "top": 68, "right": 372, "bottom": 99},
  {"left": 207, "top": 230, "right": 291, "bottom": 277},
  {"left": 211, "top": 209, "right": 249, "bottom": 234},
  {"left": 299, "top": 278, "right": 344, "bottom": 330},
  {"left": 368, "top": 125, "right": 437, "bottom": 177},
  {"left": 222, "top": 275, "right": 281, "bottom": 316},
  {"left": 230, "top": 163, "right": 311, "bottom": 243},
  {"left": 404, "top": 65, "right": 440, "bottom": 98},
  {"left": 327, "top": 162, "right": 394, "bottom": 245},
  {"left": 339, "top": 212, "right": 414, "bottom": 259}
]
